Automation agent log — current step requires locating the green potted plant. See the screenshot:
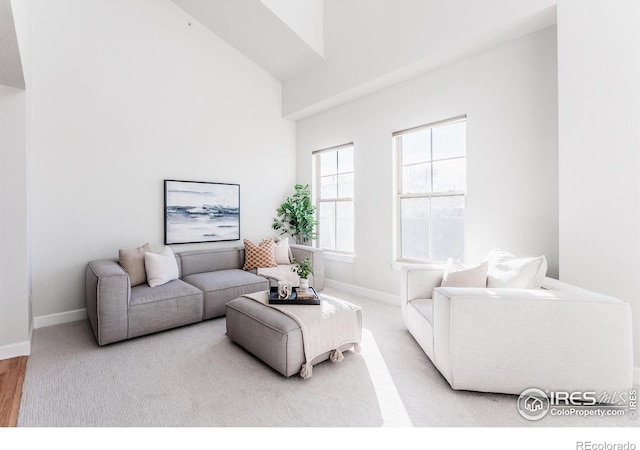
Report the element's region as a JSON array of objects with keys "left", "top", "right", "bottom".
[
  {"left": 292, "top": 256, "right": 312, "bottom": 291},
  {"left": 272, "top": 184, "right": 318, "bottom": 244}
]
